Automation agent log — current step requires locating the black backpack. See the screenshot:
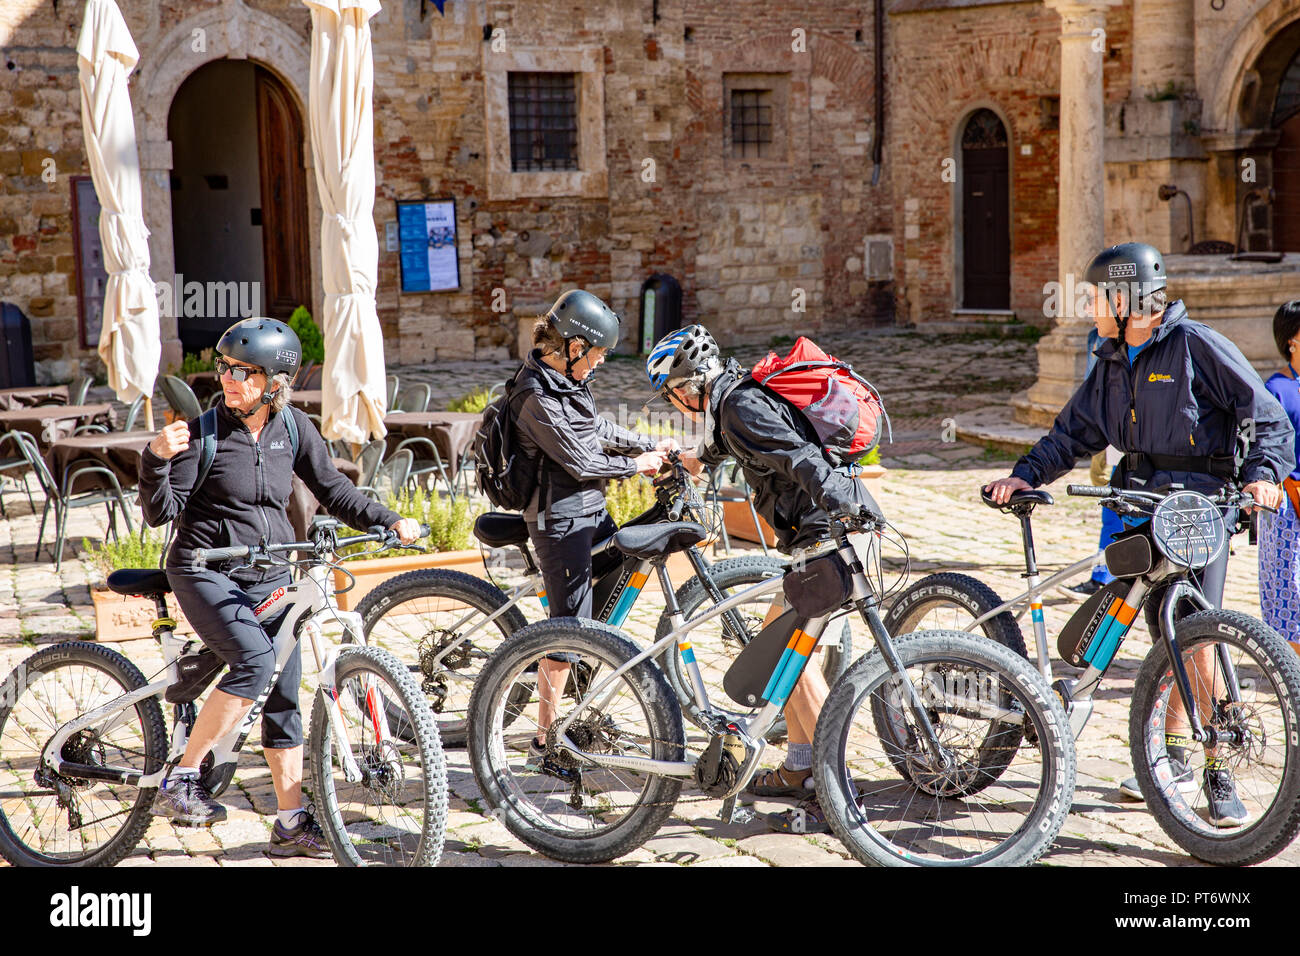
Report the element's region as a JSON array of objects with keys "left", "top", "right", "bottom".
[{"left": 473, "top": 369, "right": 542, "bottom": 512}]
